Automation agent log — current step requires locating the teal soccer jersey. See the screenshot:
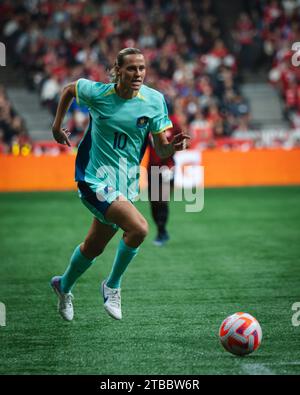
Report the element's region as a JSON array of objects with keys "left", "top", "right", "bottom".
[{"left": 75, "top": 78, "right": 173, "bottom": 226}]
